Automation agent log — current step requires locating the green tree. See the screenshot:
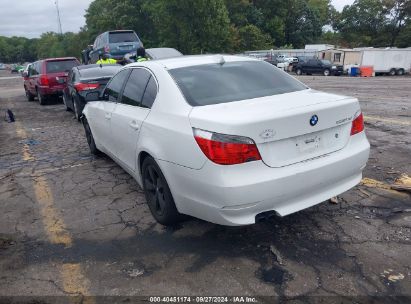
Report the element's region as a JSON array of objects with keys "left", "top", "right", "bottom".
[
  {"left": 308, "top": 0, "right": 332, "bottom": 24},
  {"left": 148, "top": 0, "right": 232, "bottom": 54},
  {"left": 237, "top": 24, "right": 273, "bottom": 51},
  {"left": 284, "top": 0, "right": 323, "bottom": 47},
  {"left": 383, "top": 0, "right": 411, "bottom": 46},
  {"left": 335, "top": 0, "right": 389, "bottom": 47}
]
